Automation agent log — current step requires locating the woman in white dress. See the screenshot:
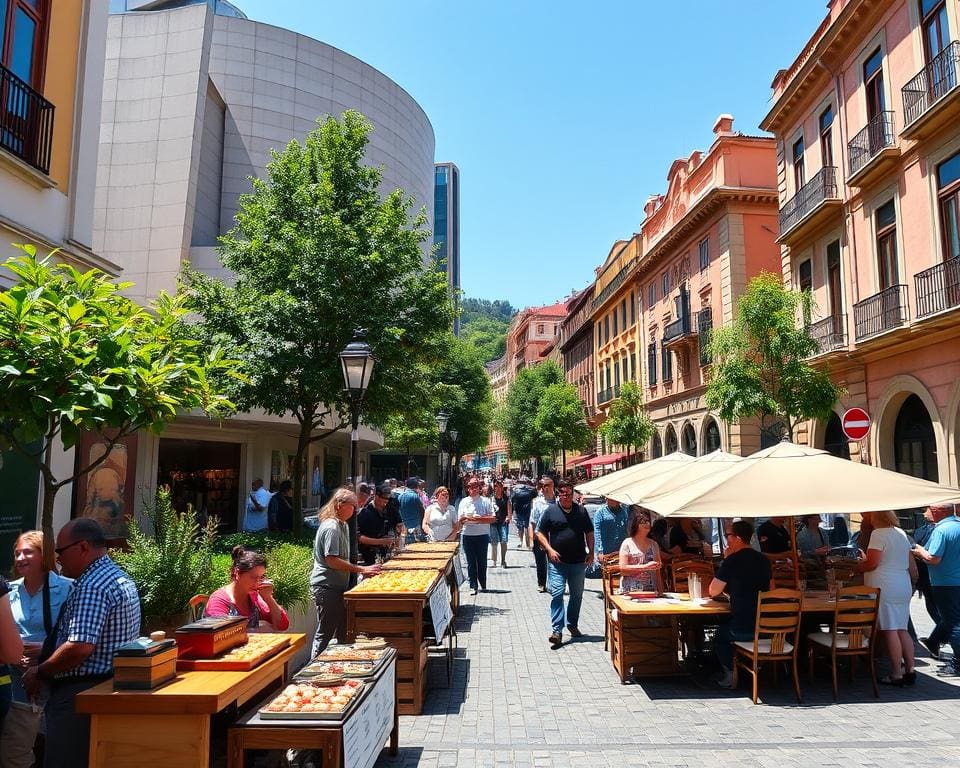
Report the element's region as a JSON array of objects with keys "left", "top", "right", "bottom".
[
  {"left": 618, "top": 511, "right": 662, "bottom": 593},
  {"left": 854, "top": 510, "right": 918, "bottom": 686},
  {"left": 422, "top": 486, "right": 460, "bottom": 542}
]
